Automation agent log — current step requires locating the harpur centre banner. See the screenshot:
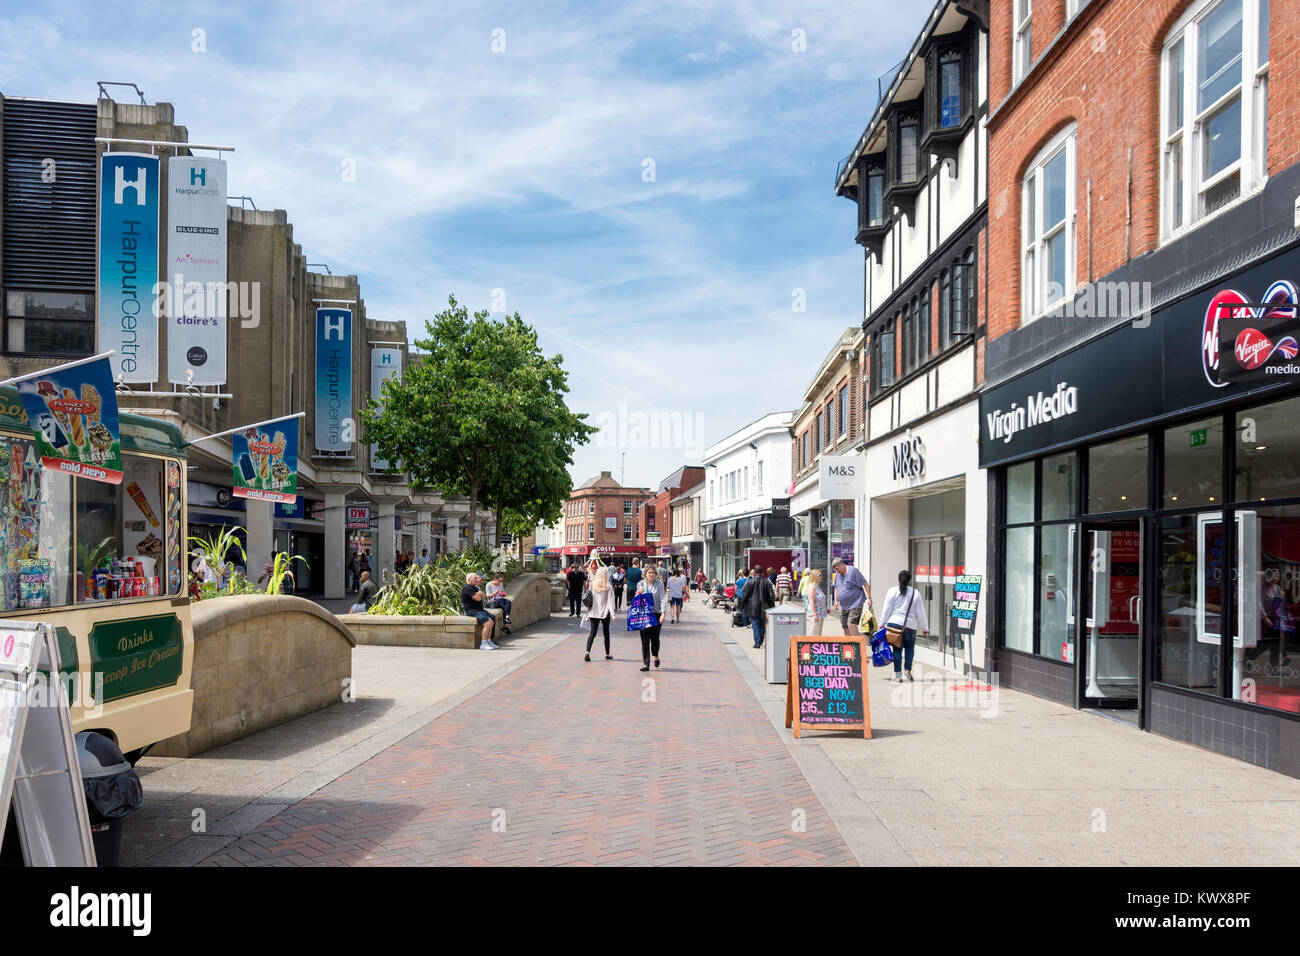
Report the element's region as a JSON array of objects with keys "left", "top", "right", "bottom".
[
  {"left": 314, "top": 308, "right": 353, "bottom": 452},
  {"left": 98, "top": 153, "right": 160, "bottom": 384},
  {"left": 16, "top": 356, "right": 123, "bottom": 484},
  {"left": 232, "top": 415, "right": 299, "bottom": 504},
  {"left": 166, "top": 156, "right": 228, "bottom": 386},
  {"left": 369, "top": 347, "right": 401, "bottom": 471}
]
